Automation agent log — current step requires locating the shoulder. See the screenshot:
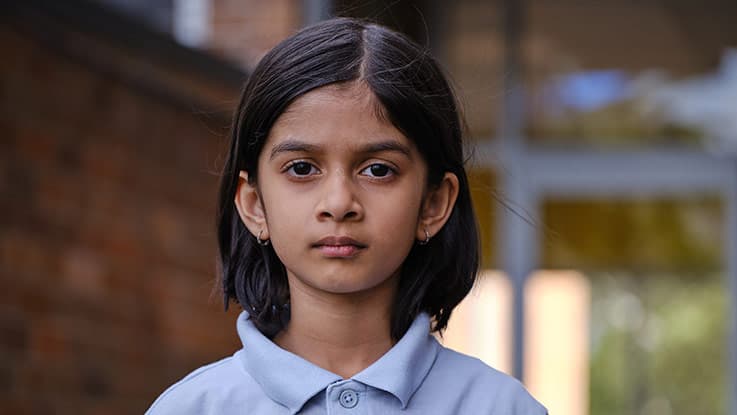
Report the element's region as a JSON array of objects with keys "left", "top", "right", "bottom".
[
  {"left": 427, "top": 346, "right": 548, "bottom": 414},
  {"left": 145, "top": 352, "right": 257, "bottom": 415}
]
